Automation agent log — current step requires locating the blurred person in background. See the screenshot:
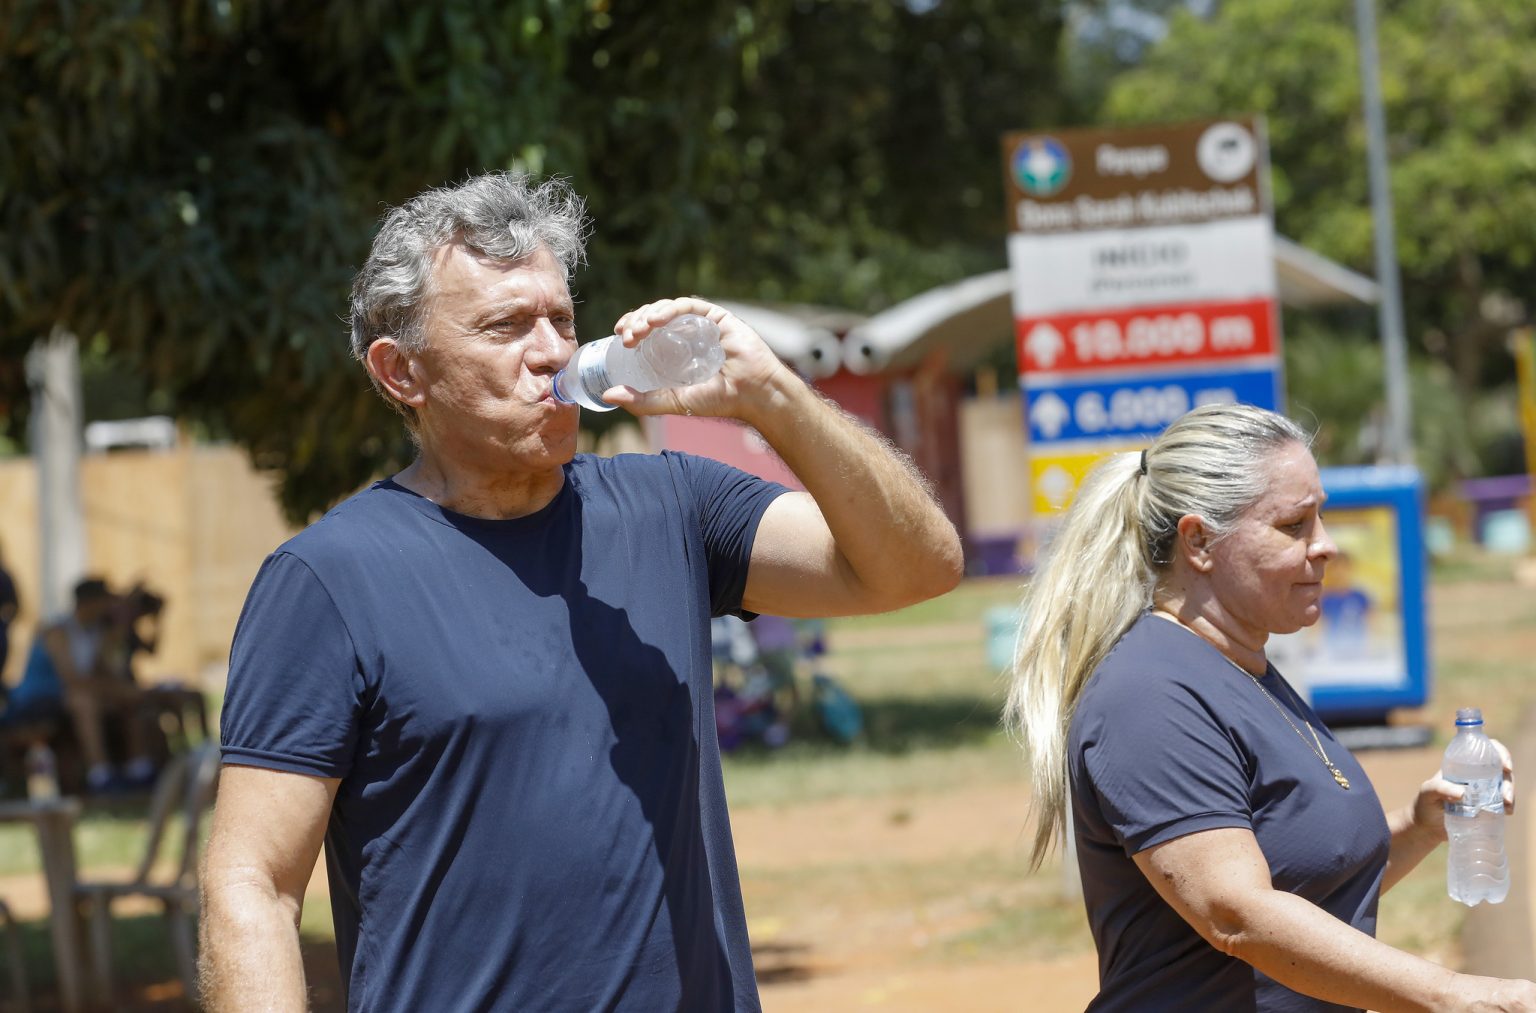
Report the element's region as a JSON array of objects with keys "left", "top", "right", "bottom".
[
  {"left": 200, "top": 171, "right": 963, "bottom": 1011},
  {"left": 1, "top": 577, "right": 157, "bottom": 791},
  {"left": 1007, "top": 403, "right": 1536, "bottom": 1012},
  {"left": 101, "top": 581, "right": 207, "bottom": 748}
]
